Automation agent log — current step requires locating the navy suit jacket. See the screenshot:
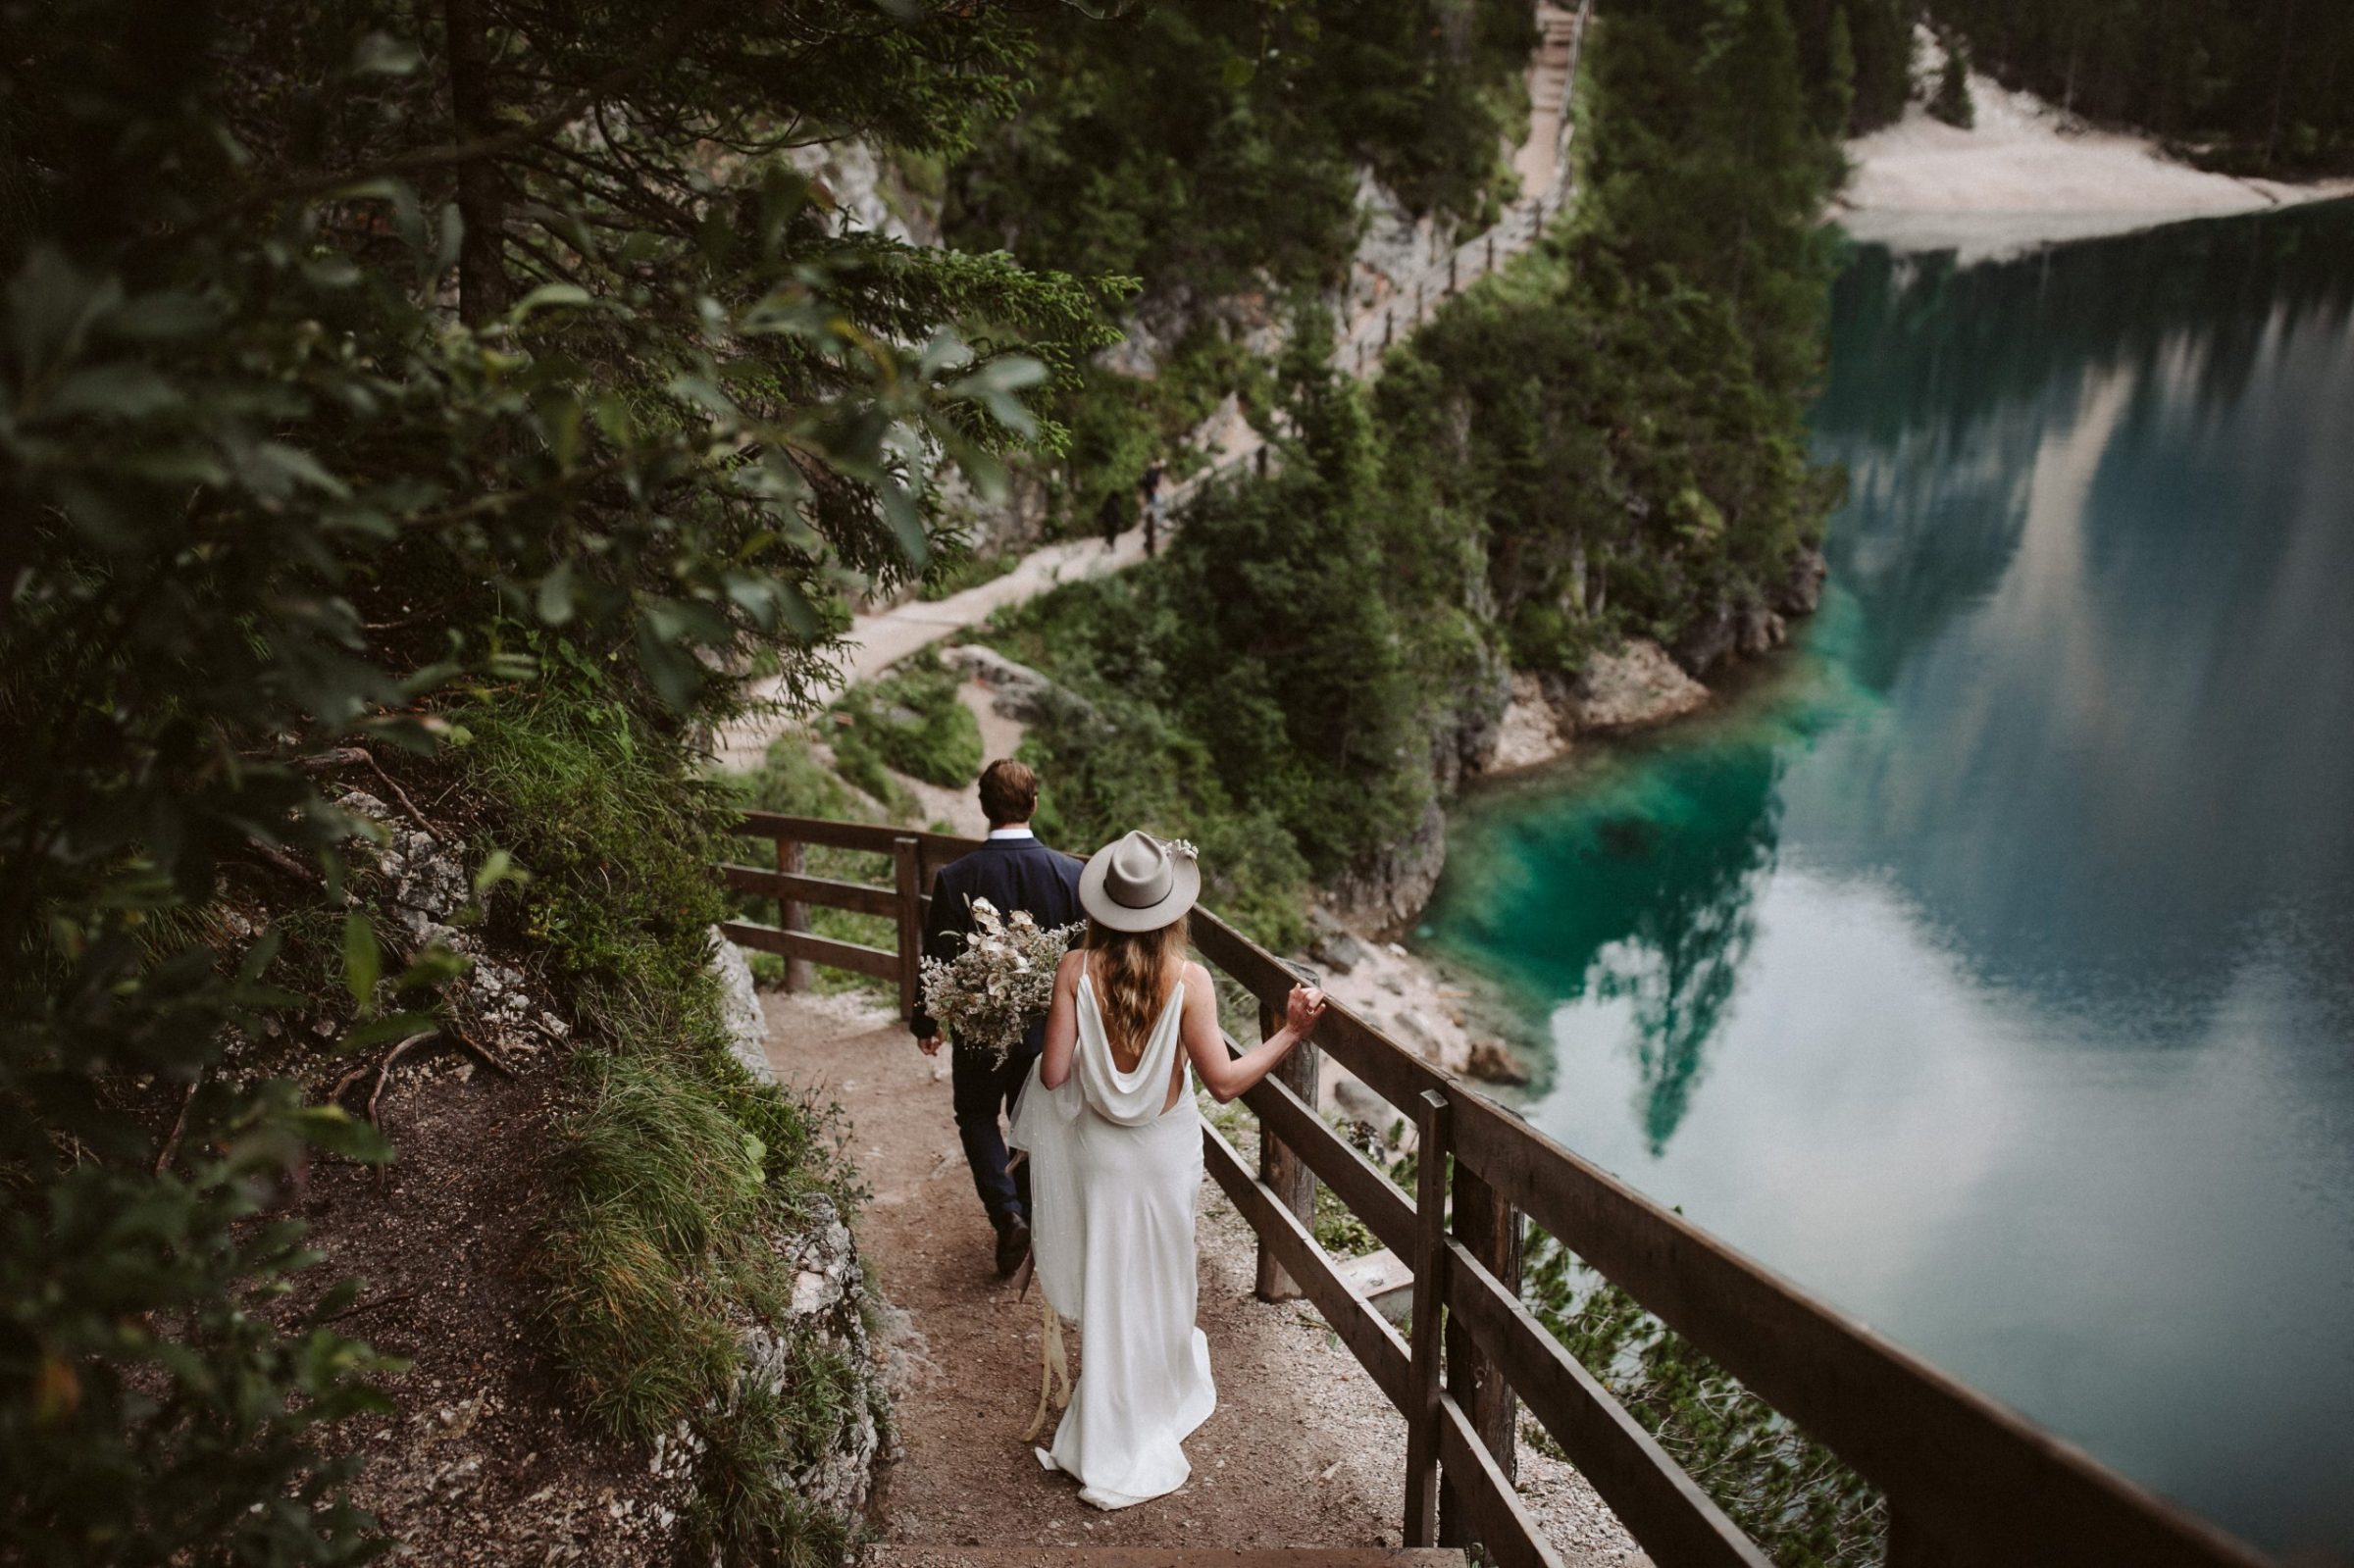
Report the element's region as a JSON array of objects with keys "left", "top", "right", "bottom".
[{"left": 910, "top": 834, "right": 1086, "bottom": 1047}]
